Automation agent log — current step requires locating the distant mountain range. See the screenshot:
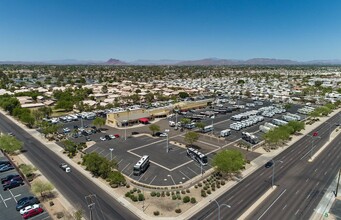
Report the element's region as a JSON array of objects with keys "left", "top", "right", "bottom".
[{"left": 1, "top": 58, "right": 341, "bottom": 66}]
